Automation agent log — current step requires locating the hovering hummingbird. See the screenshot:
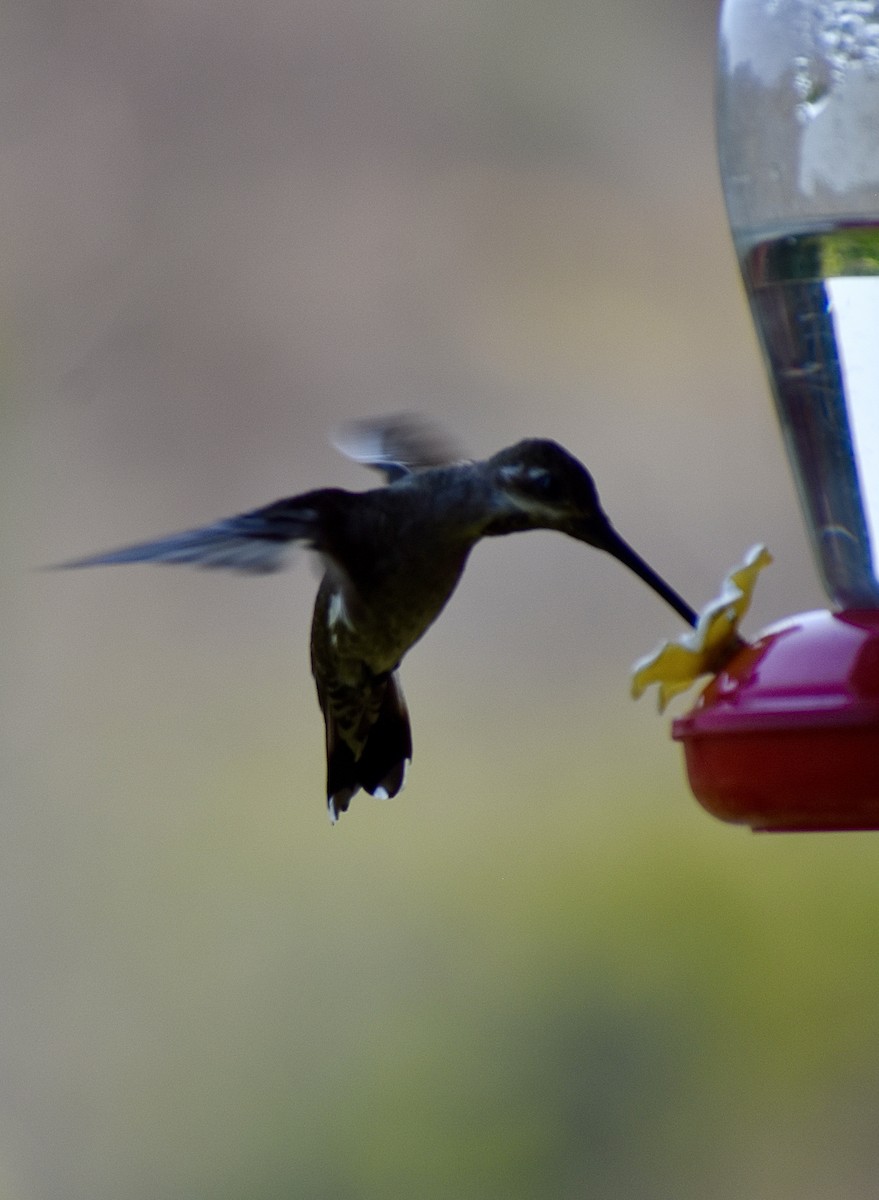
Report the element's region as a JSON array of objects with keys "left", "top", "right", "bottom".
[{"left": 58, "top": 416, "right": 697, "bottom": 821}]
